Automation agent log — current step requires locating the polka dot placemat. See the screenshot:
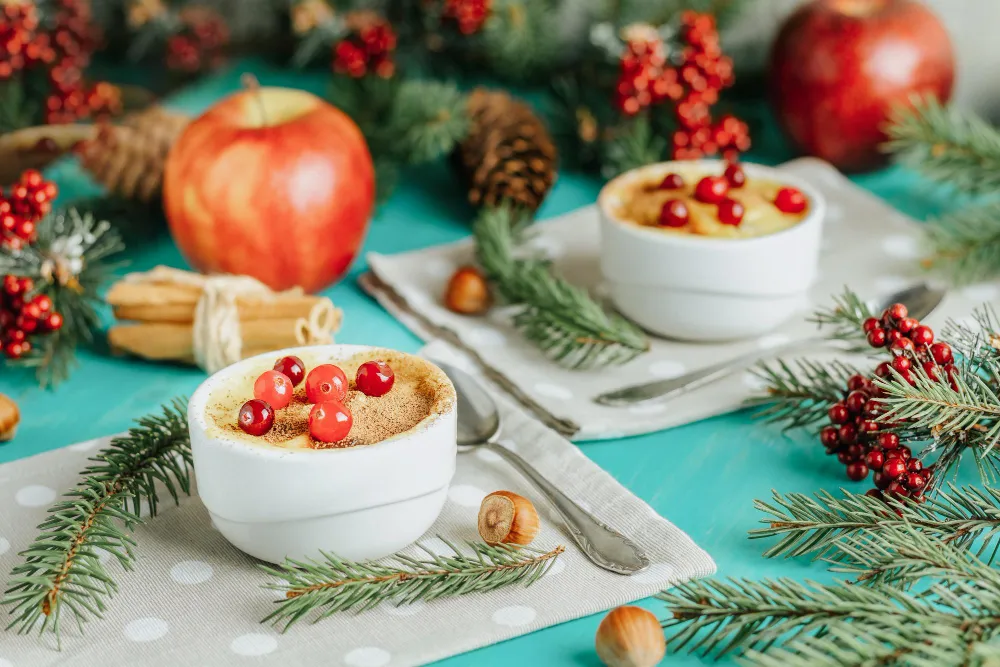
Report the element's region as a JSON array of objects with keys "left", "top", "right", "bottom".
[
  {"left": 0, "top": 360, "right": 714, "bottom": 667},
  {"left": 364, "top": 157, "right": 995, "bottom": 440}
]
